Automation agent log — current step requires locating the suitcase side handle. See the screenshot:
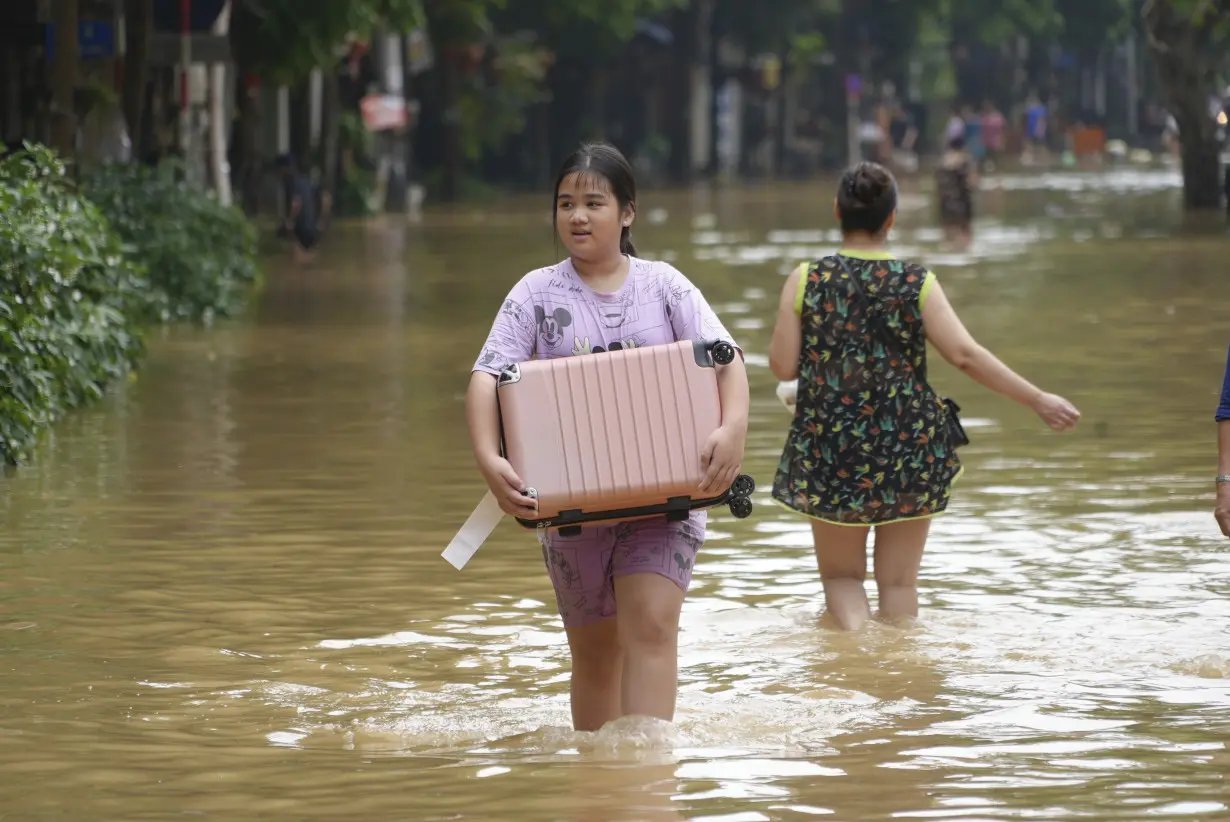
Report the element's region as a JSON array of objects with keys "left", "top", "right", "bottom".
[
  {"left": 501, "top": 347, "right": 729, "bottom": 372},
  {"left": 695, "top": 338, "right": 736, "bottom": 368}
]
